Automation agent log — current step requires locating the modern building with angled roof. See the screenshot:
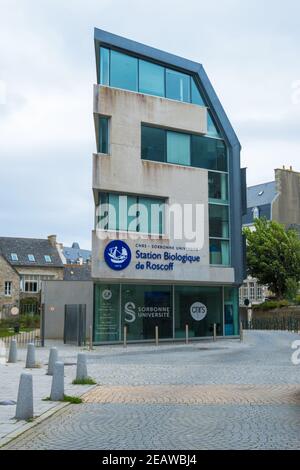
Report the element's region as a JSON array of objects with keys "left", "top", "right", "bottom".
[{"left": 91, "top": 28, "right": 247, "bottom": 343}]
